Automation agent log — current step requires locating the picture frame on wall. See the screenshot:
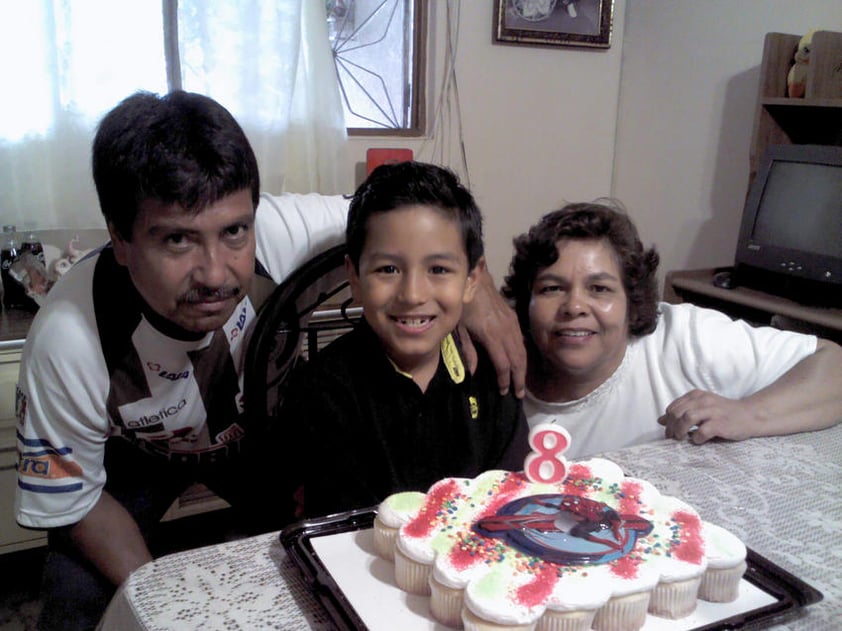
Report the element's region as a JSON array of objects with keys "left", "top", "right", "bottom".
[{"left": 493, "top": 0, "right": 613, "bottom": 49}]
